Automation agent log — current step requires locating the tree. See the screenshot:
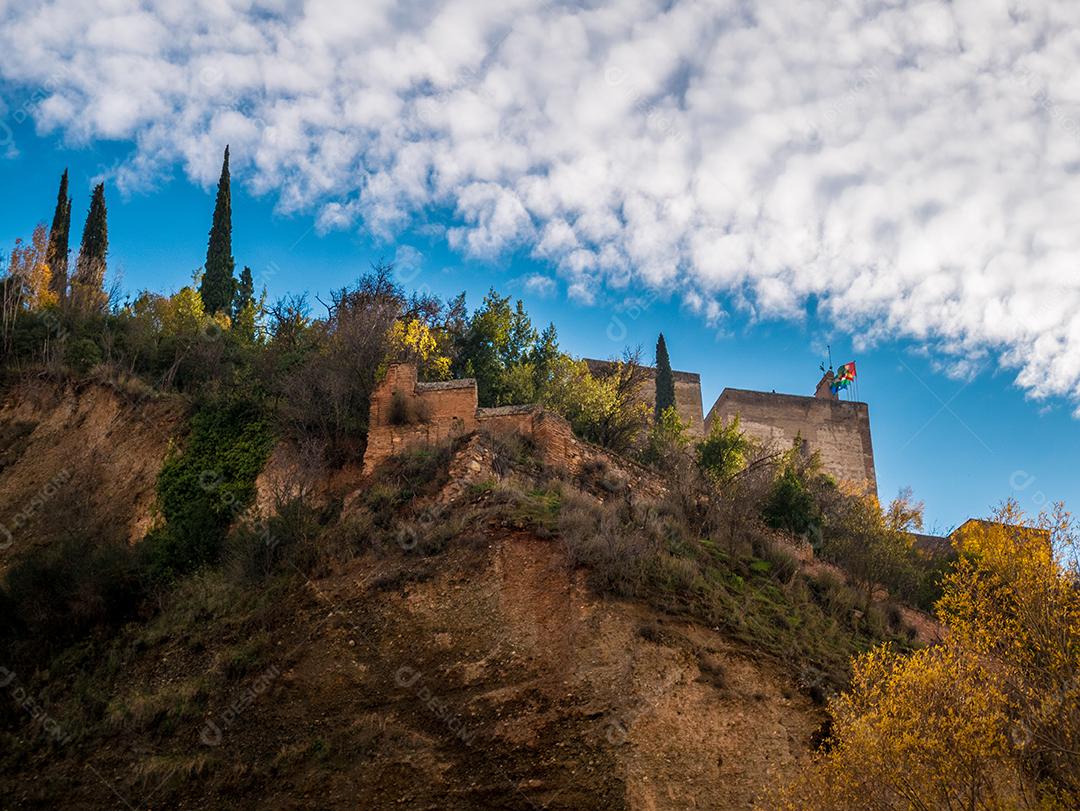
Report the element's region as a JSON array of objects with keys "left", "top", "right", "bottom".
[
  {"left": 696, "top": 415, "right": 750, "bottom": 483},
  {"left": 642, "top": 404, "right": 690, "bottom": 470},
  {"left": 2, "top": 225, "right": 55, "bottom": 351},
  {"left": 773, "top": 502, "right": 1080, "bottom": 810},
  {"left": 70, "top": 183, "right": 108, "bottom": 314},
  {"left": 543, "top": 349, "right": 651, "bottom": 453},
  {"left": 454, "top": 289, "right": 539, "bottom": 406},
  {"left": 884, "top": 486, "right": 924, "bottom": 532},
  {"left": 233, "top": 265, "right": 253, "bottom": 318},
  {"left": 761, "top": 439, "right": 823, "bottom": 539},
  {"left": 45, "top": 169, "right": 71, "bottom": 303},
  {"left": 199, "top": 145, "right": 235, "bottom": 315},
  {"left": 654, "top": 332, "right": 675, "bottom": 423}
]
